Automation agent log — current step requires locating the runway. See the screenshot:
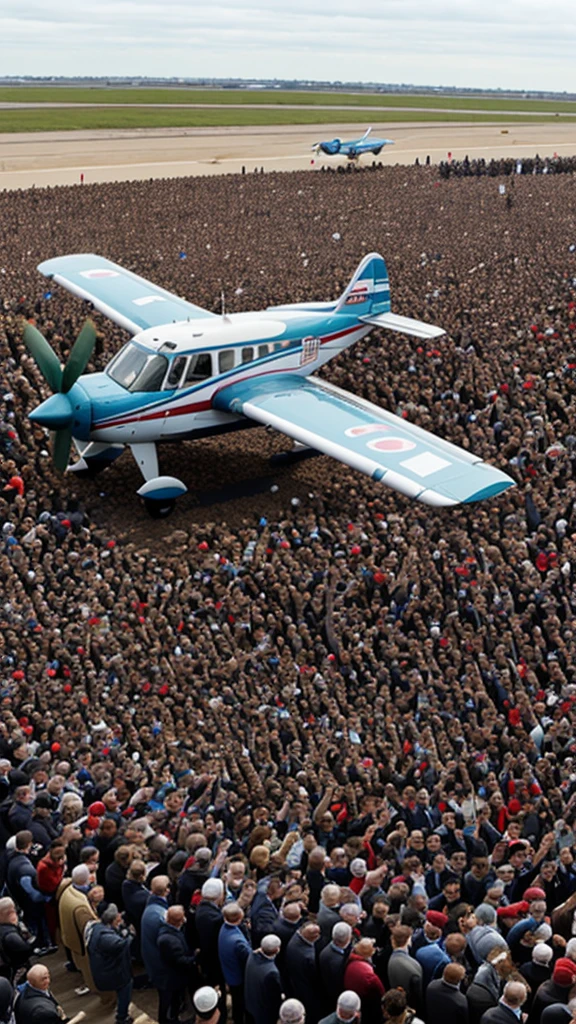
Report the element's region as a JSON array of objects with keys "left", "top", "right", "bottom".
[{"left": 1, "top": 120, "right": 575, "bottom": 190}]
